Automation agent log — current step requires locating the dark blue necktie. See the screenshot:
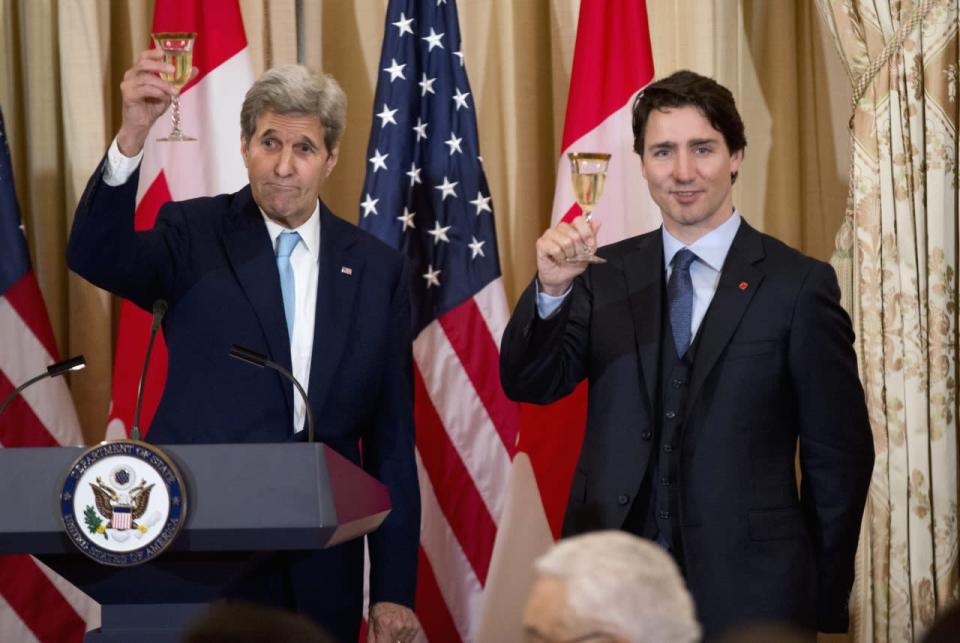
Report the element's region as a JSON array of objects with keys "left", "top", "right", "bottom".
[{"left": 667, "top": 248, "right": 698, "bottom": 358}]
